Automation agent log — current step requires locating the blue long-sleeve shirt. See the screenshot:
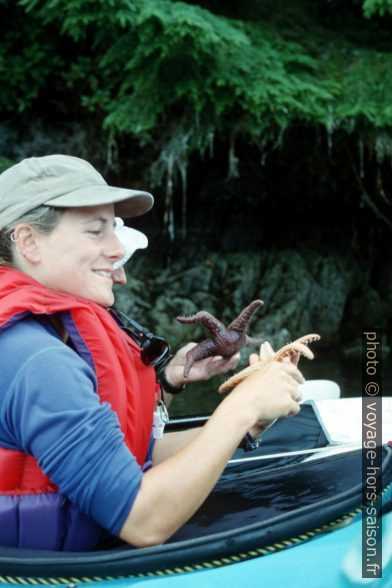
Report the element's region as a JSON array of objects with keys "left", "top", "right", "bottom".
[{"left": 0, "top": 315, "right": 149, "bottom": 535}]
